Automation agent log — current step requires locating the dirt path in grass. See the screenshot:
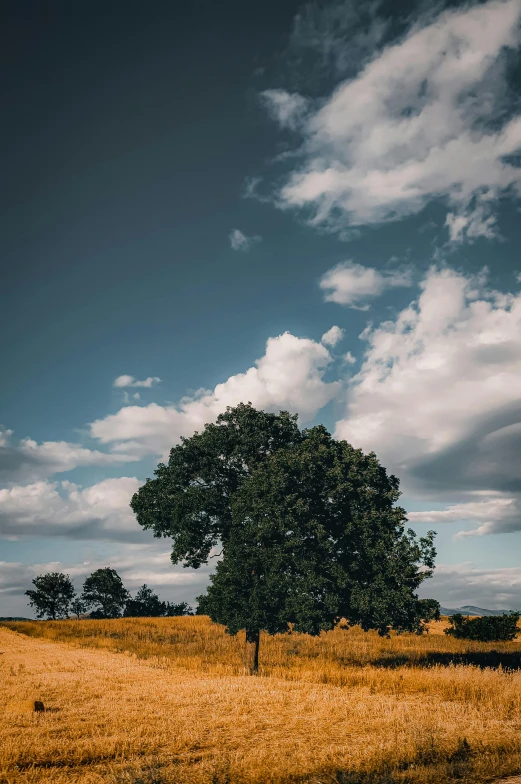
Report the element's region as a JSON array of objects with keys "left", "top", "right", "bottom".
[{"left": 1, "top": 627, "right": 520, "bottom": 784}]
